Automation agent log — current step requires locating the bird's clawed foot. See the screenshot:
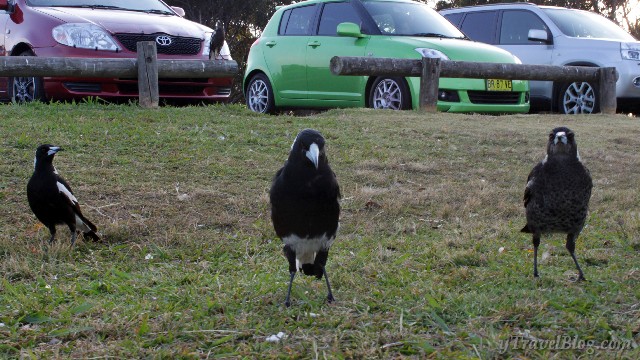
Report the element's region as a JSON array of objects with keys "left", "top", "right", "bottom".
[{"left": 327, "top": 294, "right": 335, "bottom": 304}]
